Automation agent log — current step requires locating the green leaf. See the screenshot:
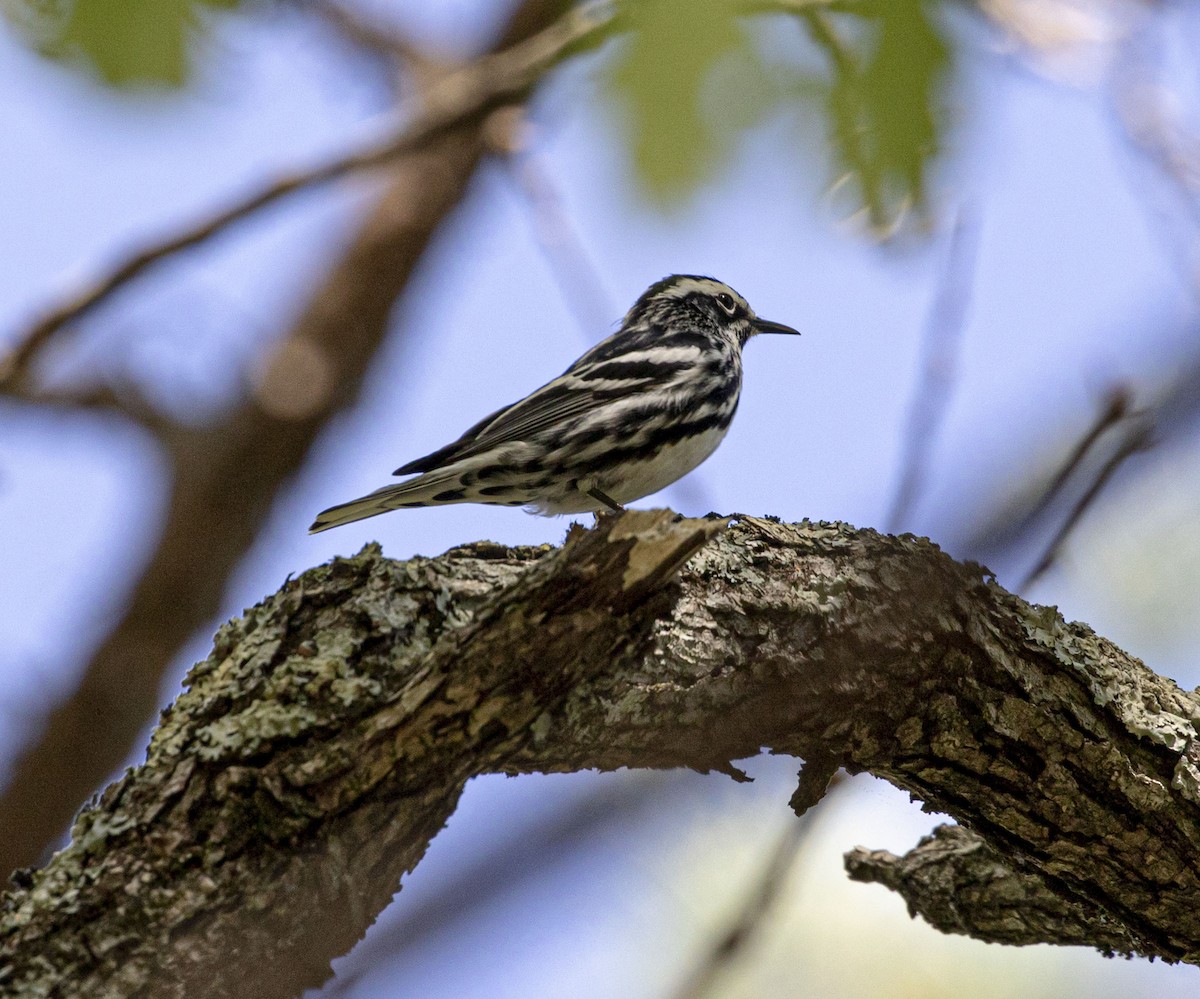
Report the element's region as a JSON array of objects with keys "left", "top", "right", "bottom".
[
  {"left": 3, "top": 0, "right": 242, "bottom": 87},
  {"left": 602, "top": 0, "right": 952, "bottom": 221},
  {"left": 605, "top": 0, "right": 780, "bottom": 204},
  {"left": 803, "top": 0, "right": 951, "bottom": 231}
]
